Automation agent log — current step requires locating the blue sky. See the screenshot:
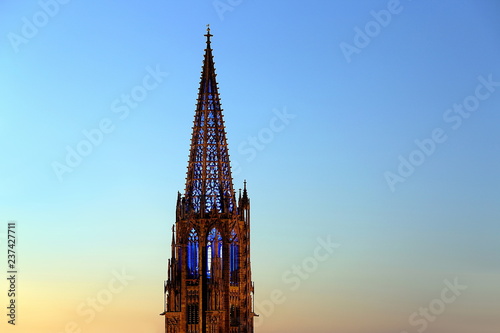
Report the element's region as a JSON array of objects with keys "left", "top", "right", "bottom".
[{"left": 0, "top": 1, "right": 499, "bottom": 332}]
